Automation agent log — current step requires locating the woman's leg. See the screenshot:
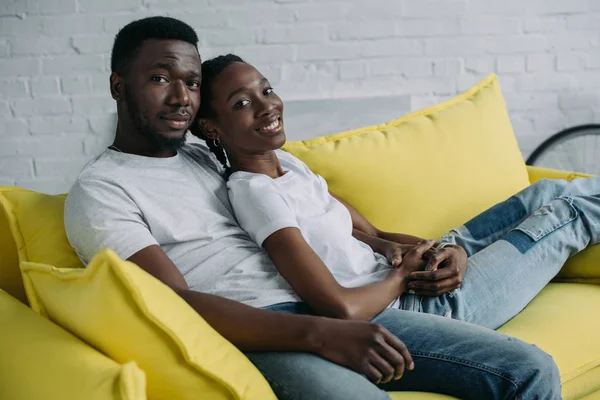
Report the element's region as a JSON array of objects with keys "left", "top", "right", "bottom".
[
  {"left": 418, "top": 194, "right": 600, "bottom": 329},
  {"left": 441, "top": 177, "right": 600, "bottom": 256}
]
